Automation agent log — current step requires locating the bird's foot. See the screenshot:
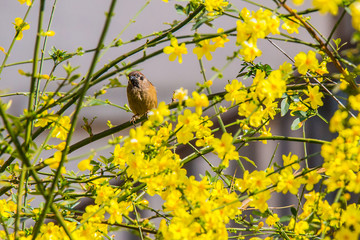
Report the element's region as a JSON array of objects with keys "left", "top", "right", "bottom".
[{"left": 130, "top": 115, "right": 140, "bottom": 124}]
